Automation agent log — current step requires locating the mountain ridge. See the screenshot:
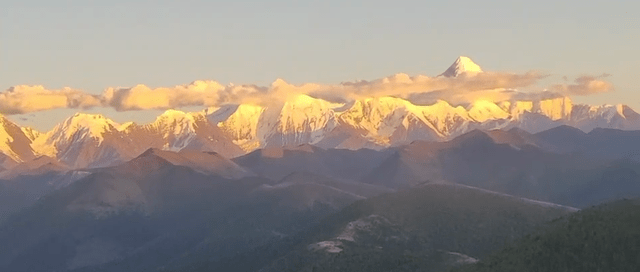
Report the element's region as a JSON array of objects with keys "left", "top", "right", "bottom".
[
  {"left": 0, "top": 56, "right": 635, "bottom": 169},
  {"left": 0, "top": 94, "right": 638, "bottom": 170}
]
